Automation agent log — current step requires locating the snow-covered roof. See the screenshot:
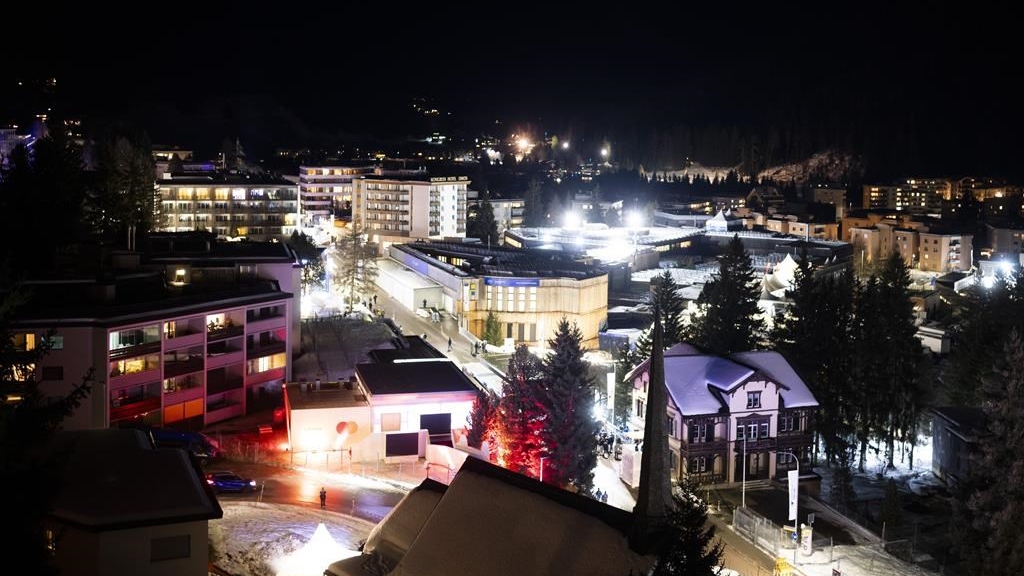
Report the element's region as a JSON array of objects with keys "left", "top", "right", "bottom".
[
  {"left": 729, "top": 350, "right": 819, "bottom": 408},
  {"left": 625, "top": 344, "right": 819, "bottom": 416}
]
